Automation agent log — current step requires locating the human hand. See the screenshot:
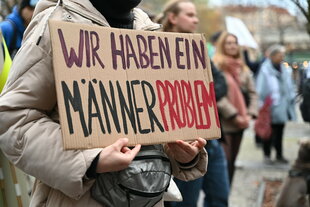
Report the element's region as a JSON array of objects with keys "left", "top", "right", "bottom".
[
  {"left": 96, "top": 138, "right": 141, "bottom": 173},
  {"left": 234, "top": 115, "right": 249, "bottom": 129},
  {"left": 246, "top": 115, "right": 252, "bottom": 123},
  {"left": 166, "top": 138, "right": 206, "bottom": 164}
]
